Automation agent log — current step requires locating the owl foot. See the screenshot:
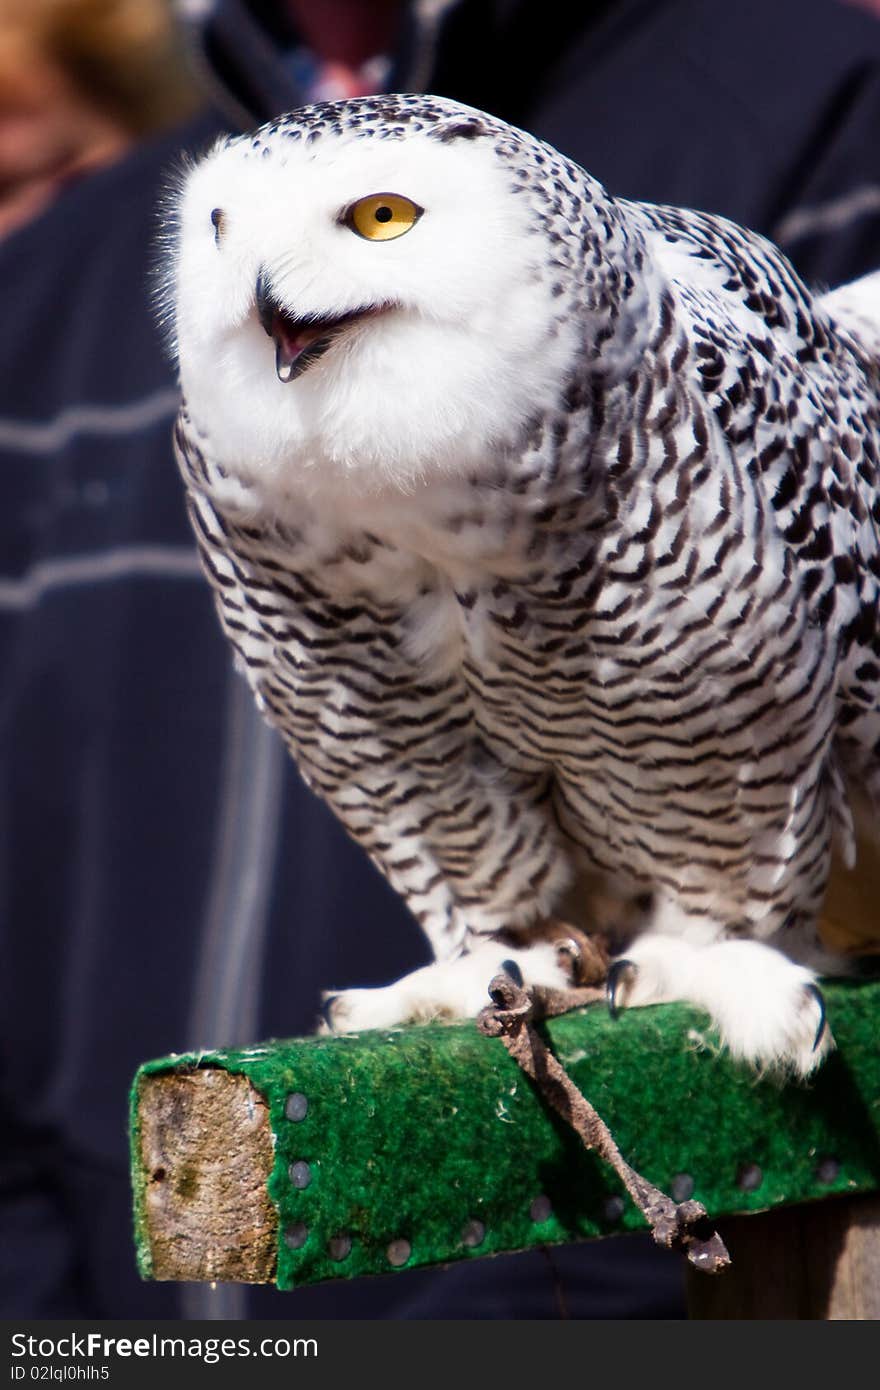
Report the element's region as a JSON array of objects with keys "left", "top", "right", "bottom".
[
  {"left": 501, "top": 917, "right": 610, "bottom": 986},
  {"left": 319, "top": 938, "right": 575, "bottom": 1033},
  {"left": 605, "top": 934, "right": 832, "bottom": 1077}
]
